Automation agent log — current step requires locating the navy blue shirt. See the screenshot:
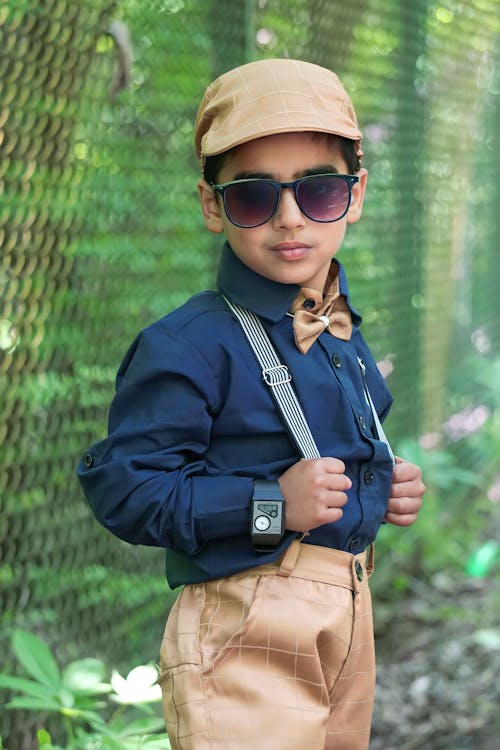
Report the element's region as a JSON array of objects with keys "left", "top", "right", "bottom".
[{"left": 77, "top": 243, "right": 394, "bottom": 588}]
